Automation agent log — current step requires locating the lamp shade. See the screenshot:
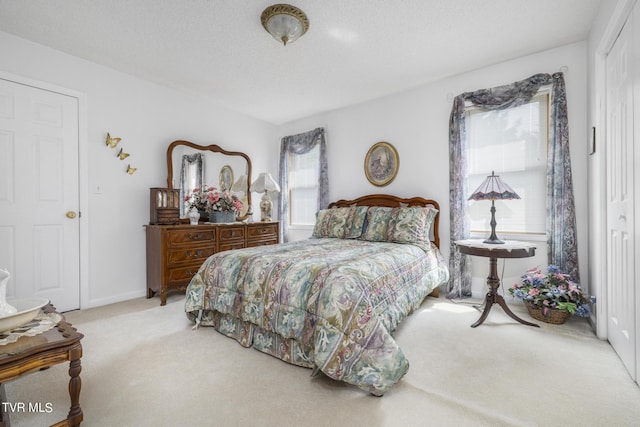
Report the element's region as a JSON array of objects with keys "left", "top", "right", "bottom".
[
  {"left": 261, "top": 4, "right": 309, "bottom": 46},
  {"left": 468, "top": 171, "right": 520, "bottom": 201},
  {"left": 231, "top": 174, "right": 248, "bottom": 193},
  {"left": 251, "top": 172, "right": 280, "bottom": 194}
]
